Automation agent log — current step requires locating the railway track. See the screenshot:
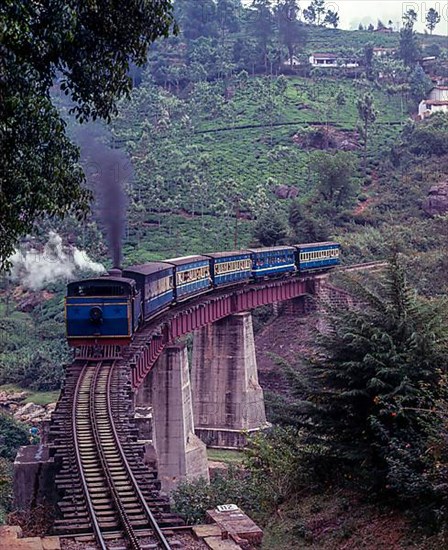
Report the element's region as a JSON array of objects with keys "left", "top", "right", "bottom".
[
  {"left": 339, "top": 261, "right": 388, "bottom": 272},
  {"left": 50, "top": 360, "right": 182, "bottom": 548}
]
